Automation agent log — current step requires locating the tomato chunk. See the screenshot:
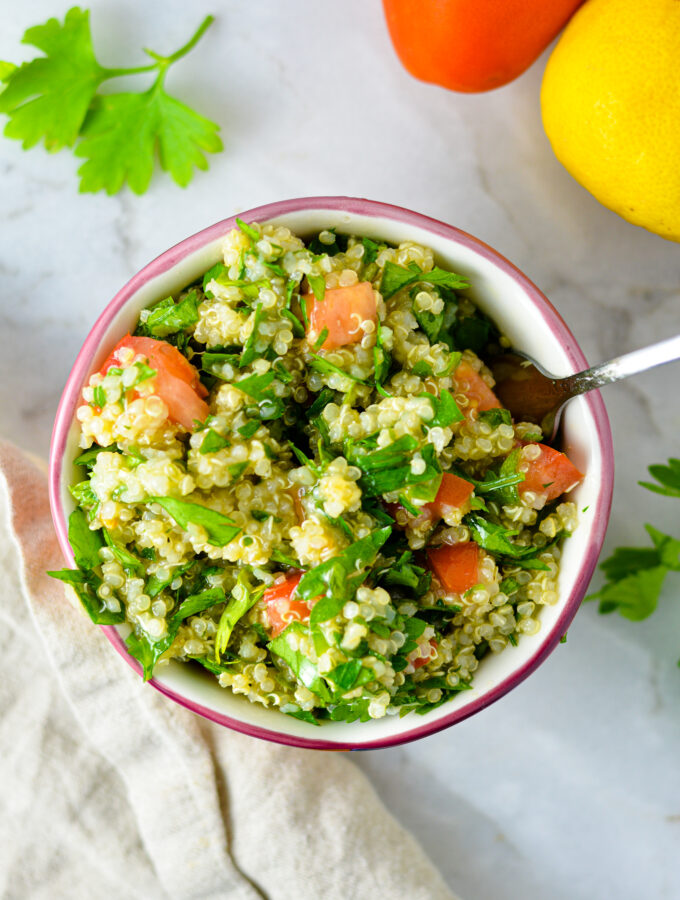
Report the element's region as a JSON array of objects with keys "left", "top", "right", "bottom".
[
  {"left": 454, "top": 360, "right": 501, "bottom": 415},
  {"left": 408, "top": 638, "right": 437, "bottom": 670},
  {"left": 519, "top": 443, "right": 583, "bottom": 501},
  {"left": 426, "top": 472, "right": 475, "bottom": 519},
  {"left": 307, "top": 282, "right": 377, "bottom": 350},
  {"left": 427, "top": 542, "right": 480, "bottom": 595},
  {"left": 99, "top": 335, "right": 209, "bottom": 431},
  {"left": 263, "top": 573, "right": 311, "bottom": 638}
]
